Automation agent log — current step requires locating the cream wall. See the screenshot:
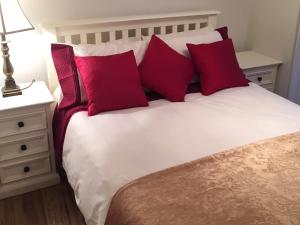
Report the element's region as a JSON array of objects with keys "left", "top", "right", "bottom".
[
  {"left": 246, "top": 0, "right": 300, "bottom": 98},
  {"left": 0, "top": 0, "right": 252, "bottom": 87},
  {"left": 2, "top": 0, "right": 299, "bottom": 99}
]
